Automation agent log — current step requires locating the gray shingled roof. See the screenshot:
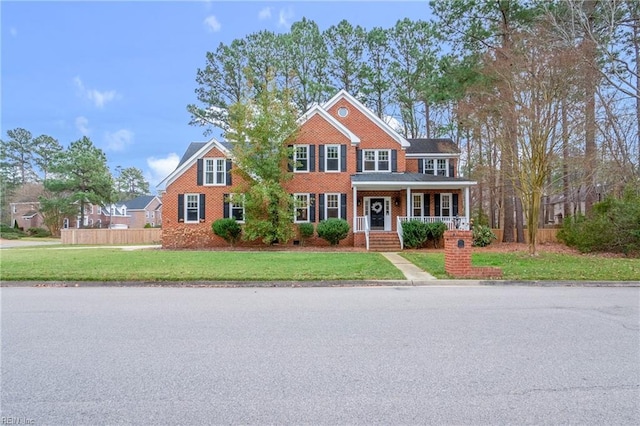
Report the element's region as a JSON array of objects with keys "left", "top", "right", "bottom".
[
  {"left": 177, "top": 142, "right": 207, "bottom": 167},
  {"left": 406, "top": 138, "right": 459, "bottom": 154},
  {"left": 352, "top": 173, "right": 473, "bottom": 183},
  {"left": 124, "top": 195, "right": 157, "bottom": 210}
]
